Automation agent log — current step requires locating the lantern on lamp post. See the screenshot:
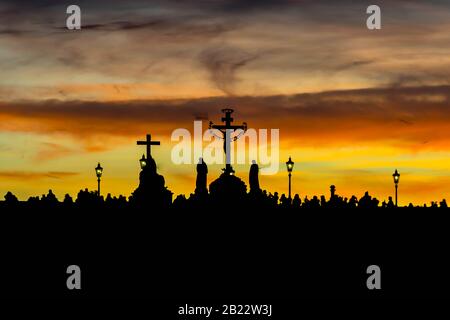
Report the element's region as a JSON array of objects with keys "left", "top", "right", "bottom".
[
  {"left": 393, "top": 169, "right": 400, "bottom": 207},
  {"left": 95, "top": 162, "right": 103, "bottom": 196},
  {"left": 286, "top": 157, "right": 294, "bottom": 200}
]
